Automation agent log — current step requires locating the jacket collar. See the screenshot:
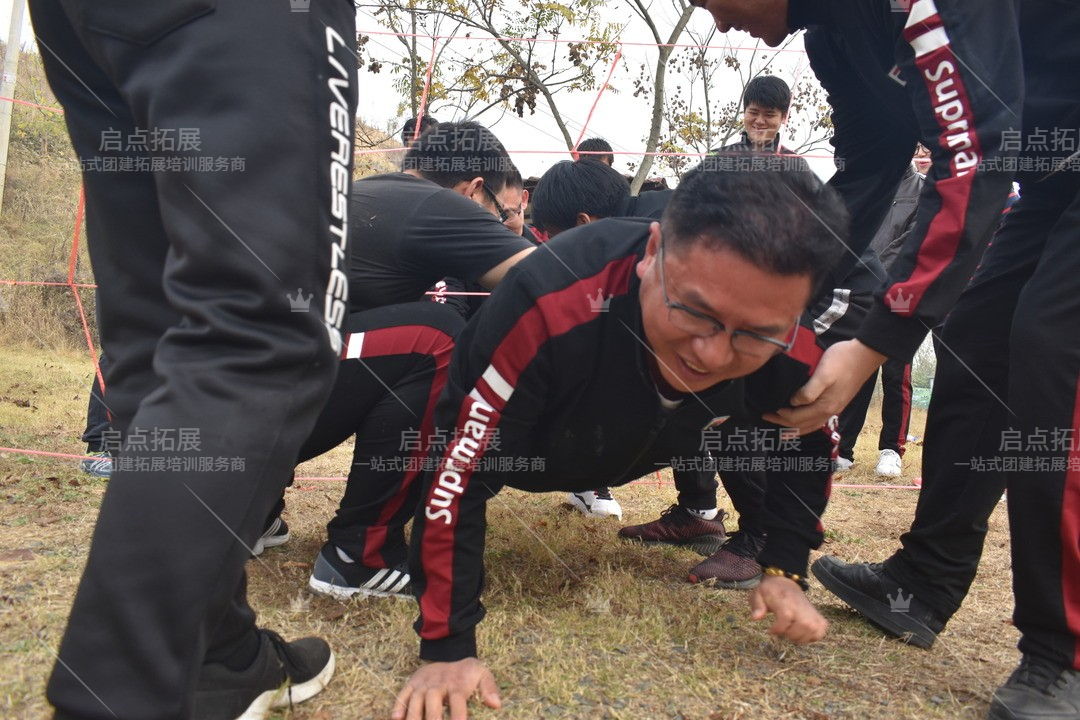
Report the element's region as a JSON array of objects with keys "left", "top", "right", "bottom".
[{"left": 740, "top": 131, "right": 784, "bottom": 153}]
